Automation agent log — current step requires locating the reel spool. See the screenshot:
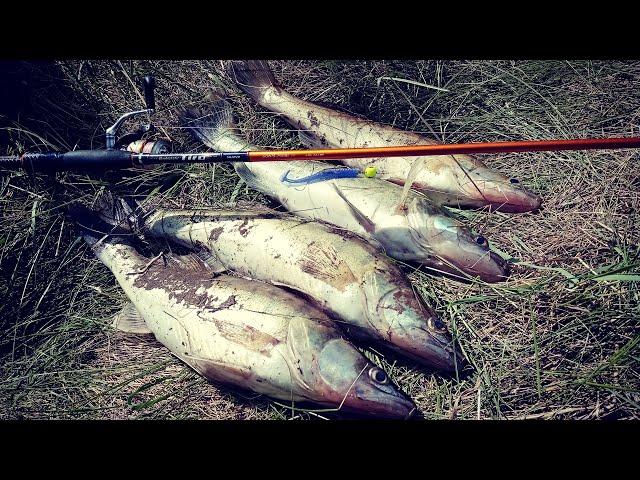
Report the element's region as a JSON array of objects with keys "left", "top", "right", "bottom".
[{"left": 126, "top": 139, "right": 172, "bottom": 155}]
